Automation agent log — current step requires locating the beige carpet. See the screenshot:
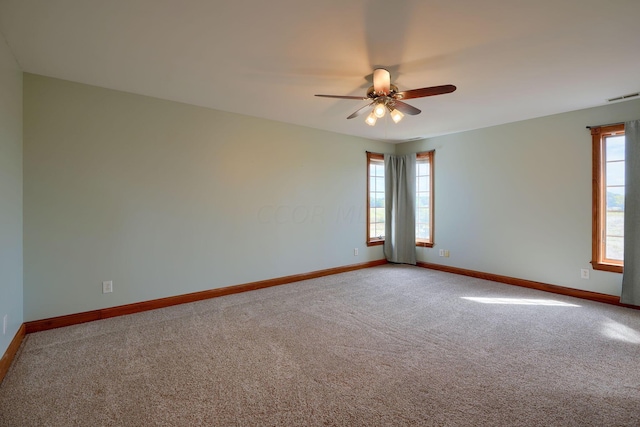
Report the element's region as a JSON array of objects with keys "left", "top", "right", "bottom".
[{"left": 1, "top": 264, "right": 640, "bottom": 426}]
